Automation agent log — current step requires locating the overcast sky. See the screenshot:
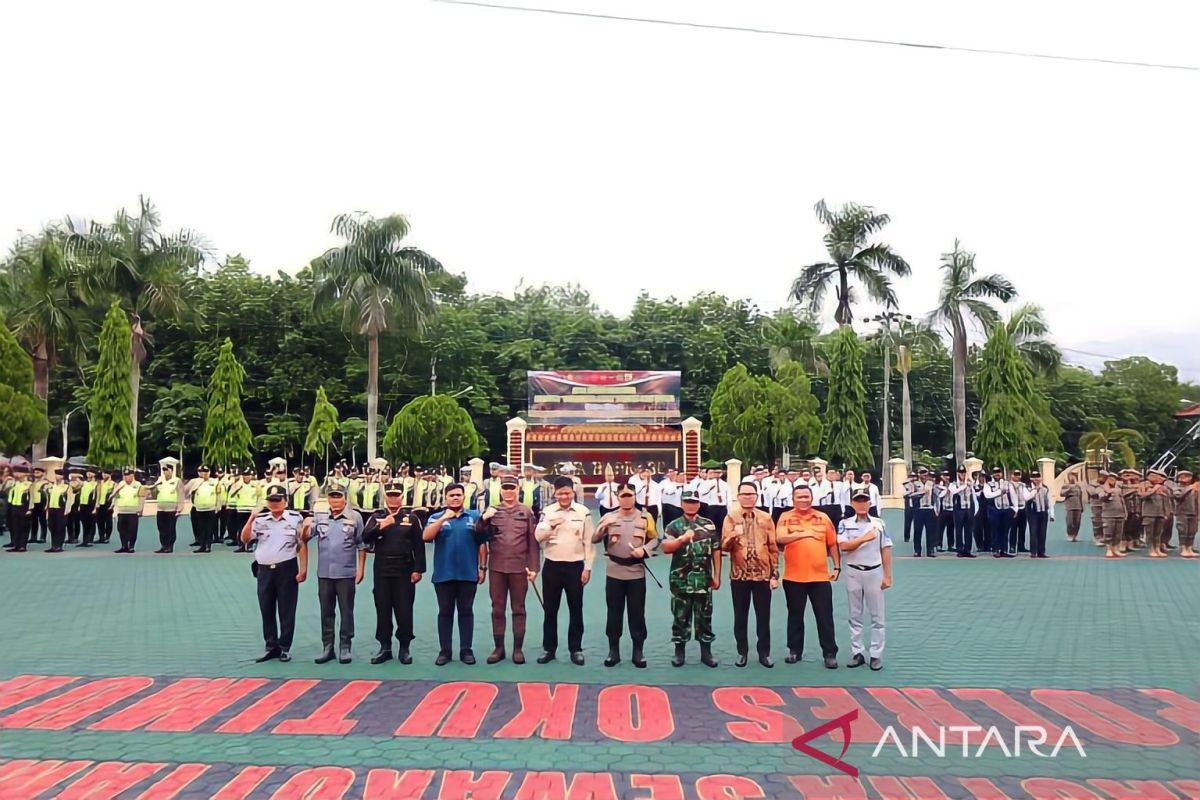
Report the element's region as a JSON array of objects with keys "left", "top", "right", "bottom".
[{"left": 3, "top": 1, "right": 1197, "bottom": 376}]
